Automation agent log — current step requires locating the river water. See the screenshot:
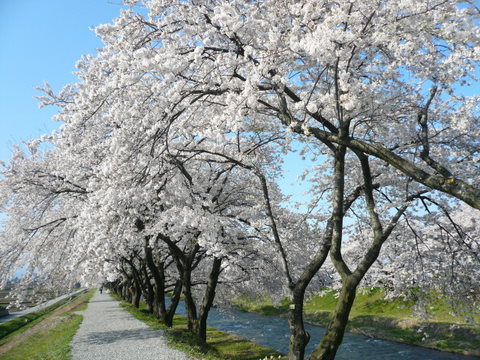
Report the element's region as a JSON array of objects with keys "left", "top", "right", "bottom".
[{"left": 174, "top": 302, "right": 478, "bottom": 360}]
